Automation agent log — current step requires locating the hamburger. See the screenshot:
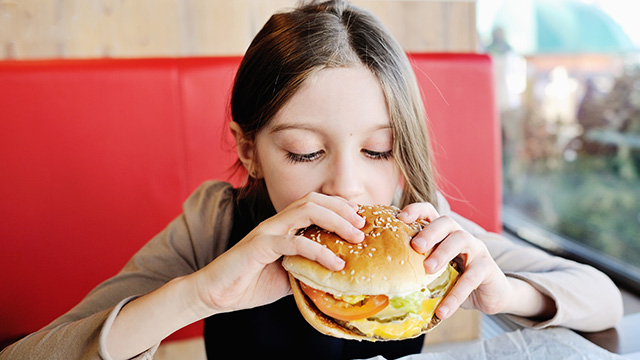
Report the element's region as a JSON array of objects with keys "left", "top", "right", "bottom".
[{"left": 282, "top": 204, "right": 460, "bottom": 342}]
